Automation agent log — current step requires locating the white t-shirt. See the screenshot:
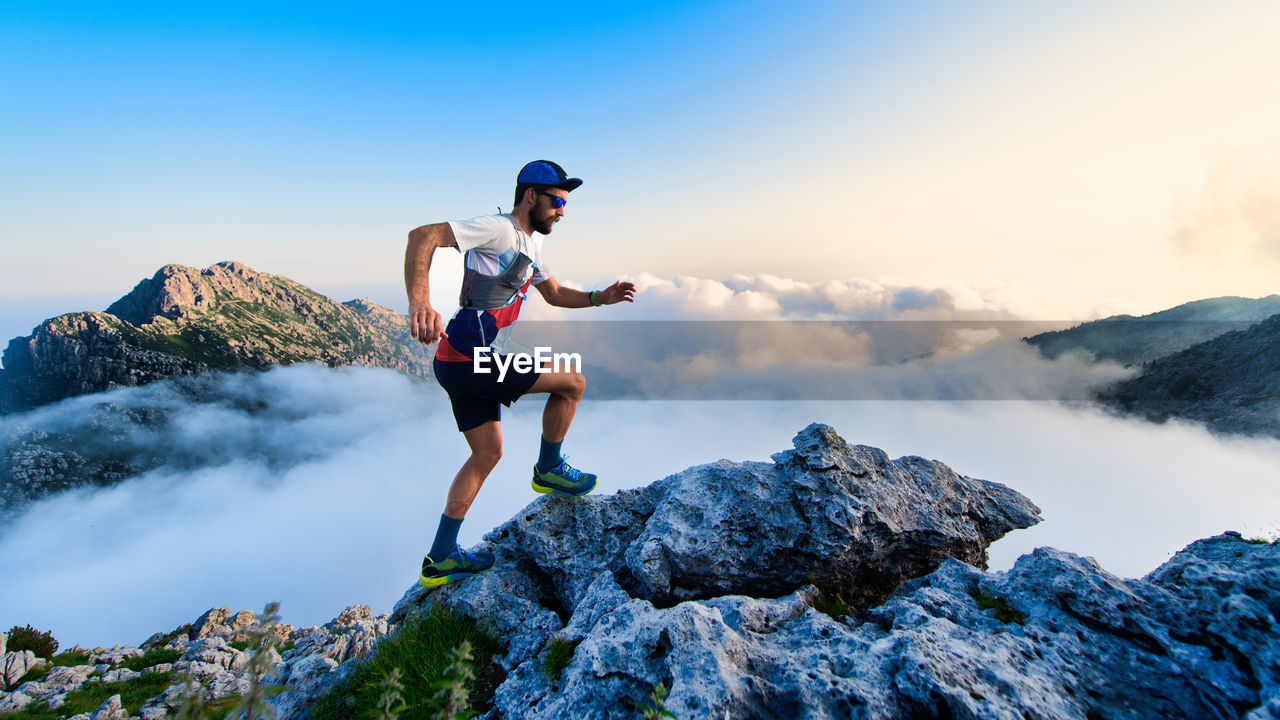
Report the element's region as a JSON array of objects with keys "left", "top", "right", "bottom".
[{"left": 447, "top": 214, "right": 550, "bottom": 287}]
